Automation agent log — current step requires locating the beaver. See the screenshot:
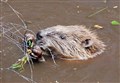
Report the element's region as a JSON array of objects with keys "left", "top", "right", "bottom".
[{"left": 36, "top": 25, "right": 106, "bottom": 60}]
